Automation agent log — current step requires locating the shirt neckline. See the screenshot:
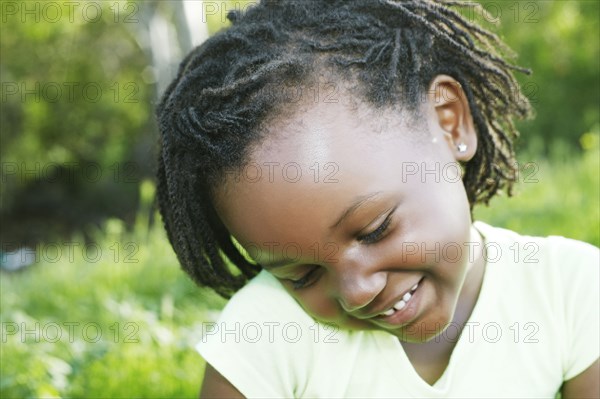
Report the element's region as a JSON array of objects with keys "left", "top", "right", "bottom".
[{"left": 376, "top": 221, "right": 496, "bottom": 395}]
